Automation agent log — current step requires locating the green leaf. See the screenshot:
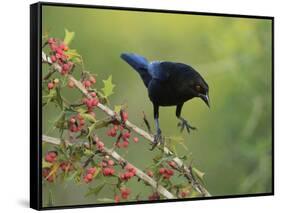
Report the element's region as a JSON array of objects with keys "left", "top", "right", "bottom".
[
  {"left": 101, "top": 75, "right": 115, "bottom": 97},
  {"left": 63, "top": 29, "right": 75, "bottom": 45},
  {"left": 42, "top": 159, "right": 52, "bottom": 168},
  {"left": 114, "top": 105, "right": 122, "bottom": 113},
  {"left": 65, "top": 49, "right": 81, "bottom": 63},
  {"left": 85, "top": 183, "right": 106, "bottom": 197},
  {"left": 192, "top": 167, "right": 205, "bottom": 183},
  {"left": 87, "top": 123, "right": 96, "bottom": 137},
  {"left": 81, "top": 113, "right": 96, "bottom": 123}
]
